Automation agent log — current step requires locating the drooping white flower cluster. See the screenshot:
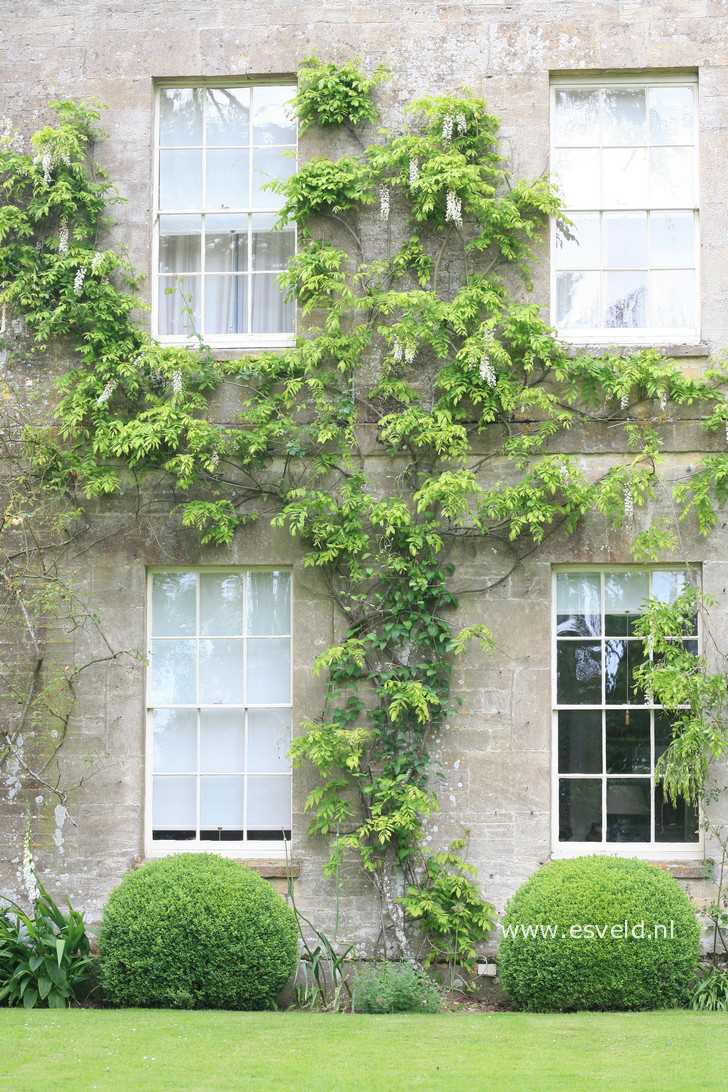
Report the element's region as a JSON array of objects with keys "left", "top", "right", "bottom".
[
  {"left": 404, "top": 342, "right": 415, "bottom": 365},
  {"left": 559, "top": 464, "right": 571, "bottom": 486},
  {"left": 172, "top": 370, "right": 183, "bottom": 396},
  {"left": 0, "top": 117, "right": 24, "bottom": 153},
  {"left": 96, "top": 379, "right": 116, "bottom": 405},
  {"left": 58, "top": 217, "right": 69, "bottom": 255},
  {"left": 22, "top": 811, "right": 39, "bottom": 906},
  {"left": 33, "top": 144, "right": 70, "bottom": 186},
  {"left": 445, "top": 190, "right": 462, "bottom": 227},
  {"left": 393, "top": 339, "right": 403, "bottom": 362},
  {"left": 624, "top": 485, "right": 634, "bottom": 519},
  {"left": 441, "top": 113, "right": 454, "bottom": 142},
  {"left": 379, "top": 184, "right": 390, "bottom": 222},
  {"left": 131, "top": 354, "right": 143, "bottom": 370},
  {"left": 210, "top": 451, "right": 219, "bottom": 468},
  {"left": 479, "top": 329, "right": 497, "bottom": 387},
  {"left": 91, "top": 251, "right": 105, "bottom": 274},
  {"left": 659, "top": 390, "right": 667, "bottom": 413},
  {"left": 408, "top": 157, "right": 419, "bottom": 187},
  {"left": 73, "top": 266, "right": 86, "bottom": 296},
  {"left": 456, "top": 113, "right": 467, "bottom": 136},
  {"left": 620, "top": 392, "right": 629, "bottom": 410}
]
